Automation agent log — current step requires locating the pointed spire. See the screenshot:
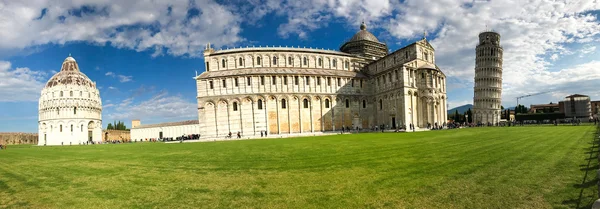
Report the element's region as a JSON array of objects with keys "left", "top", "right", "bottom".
[
  {"left": 68, "top": 53, "right": 72, "bottom": 57},
  {"left": 423, "top": 30, "right": 427, "bottom": 40}
]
